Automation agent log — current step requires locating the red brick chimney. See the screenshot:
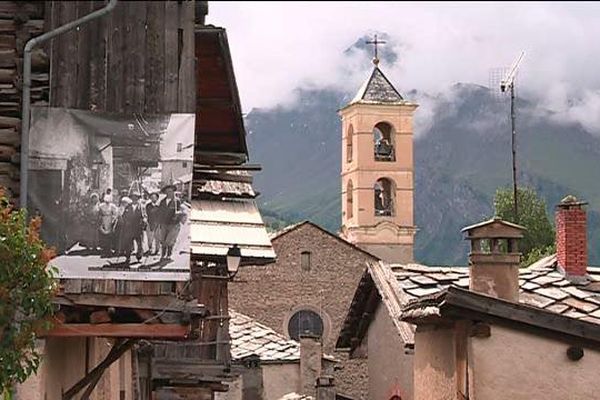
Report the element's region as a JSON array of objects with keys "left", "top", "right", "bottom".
[{"left": 556, "top": 195, "right": 588, "bottom": 278}]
